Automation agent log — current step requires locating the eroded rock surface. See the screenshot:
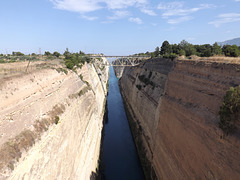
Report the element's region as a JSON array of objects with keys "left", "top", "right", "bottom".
[
  {"left": 119, "top": 58, "right": 240, "bottom": 179},
  {"left": 0, "top": 59, "right": 109, "bottom": 179}
]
